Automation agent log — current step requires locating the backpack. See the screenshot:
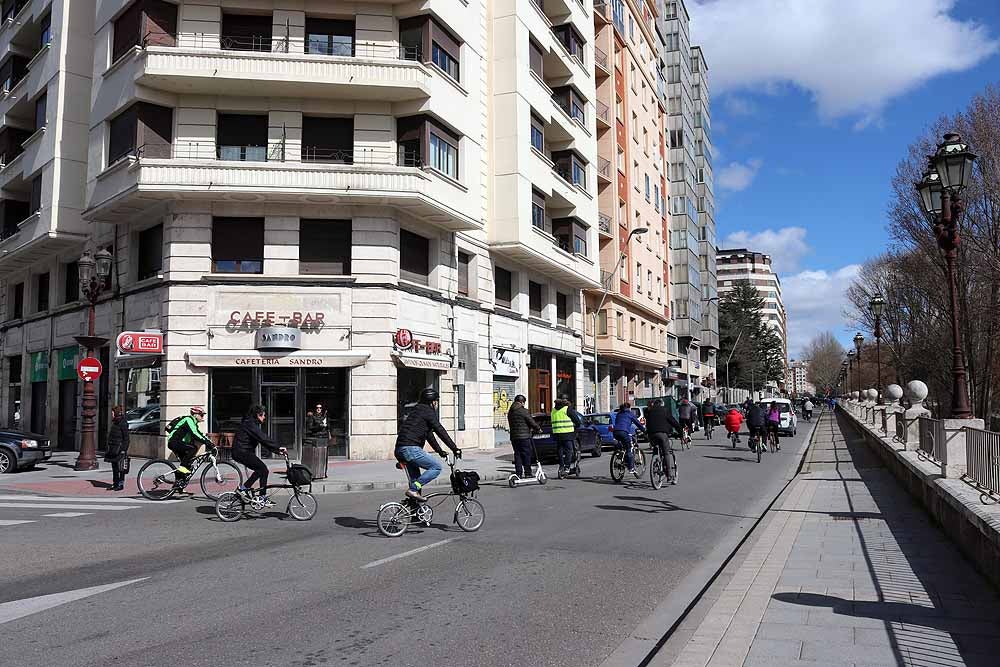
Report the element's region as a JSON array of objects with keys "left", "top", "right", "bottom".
[
  {"left": 450, "top": 469, "right": 480, "bottom": 496},
  {"left": 166, "top": 415, "right": 185, "bottom": 434}
]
